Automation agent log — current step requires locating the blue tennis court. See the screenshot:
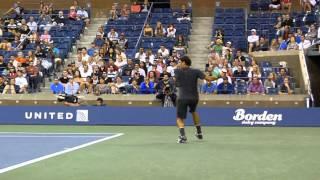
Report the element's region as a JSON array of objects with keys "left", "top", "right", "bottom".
[{"left": 0, "top": 132, "right": 123, "bottom": 174}]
